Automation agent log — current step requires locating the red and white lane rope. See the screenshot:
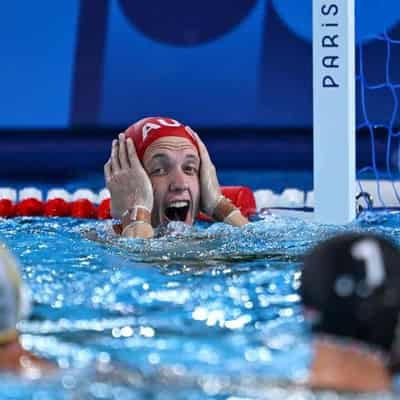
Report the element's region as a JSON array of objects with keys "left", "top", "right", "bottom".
[{"left": 0, "top": 186, "right": 257, "bottom": 220}]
